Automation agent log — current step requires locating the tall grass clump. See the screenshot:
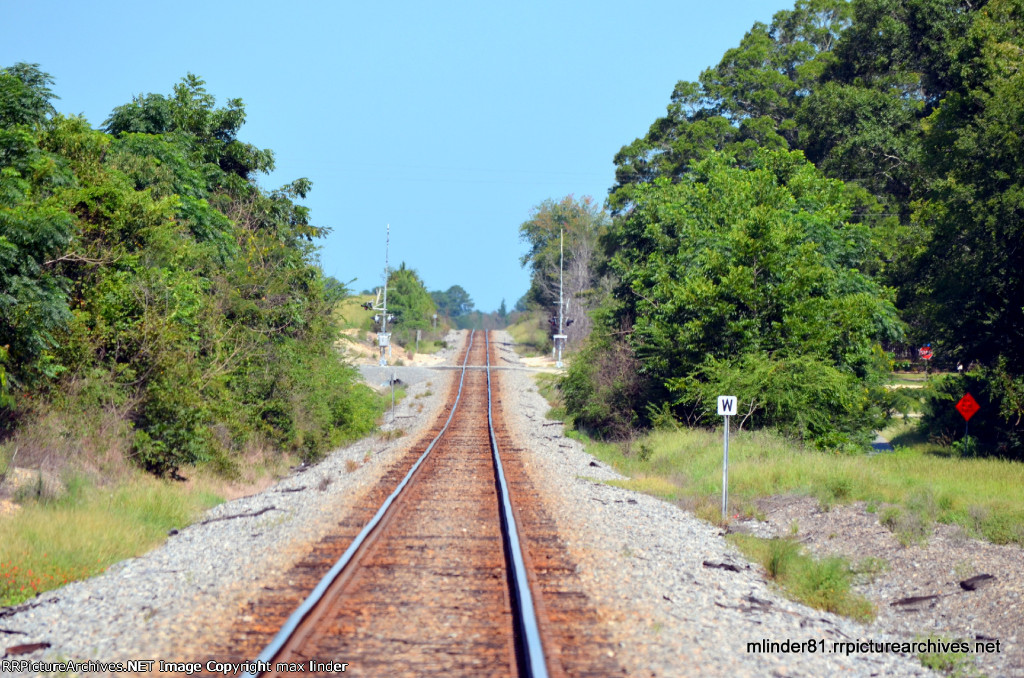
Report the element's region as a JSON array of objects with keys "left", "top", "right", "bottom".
[
  {"left": 729, "top": 534, "right": 874, "bottom": 621},
  {"left": 0, "top": 473, "right": 222, "bottom": 606}
]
